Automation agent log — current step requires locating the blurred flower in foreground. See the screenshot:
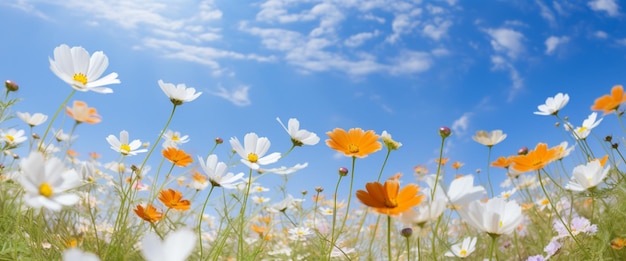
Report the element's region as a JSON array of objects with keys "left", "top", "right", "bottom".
[
  {"left": 458, "top": 197, "right": 522, "bottom": 236},
  {"left": 158, "top": 80, "right": 202, "bottom": 105},
  {"left": 356, "top": 178, "right": 424, "bottom": 216},
  {"left": 162, "top": 147, "right": 193, "bottom": 167},
  {"left": 276, "top": 117, "right": 320, "bottom": 146},
  {"left": 161, "top": 130, "right": 189, "bottom": 149},
  {"left": 141, "top": 229, "right": 196, "bottom": 261},
  {"left": 444, "top": 237, "right": 477, "bottom": 258},
  {"left": 472, "top": 130, "right": 507, "bottom": 147},
  {"left": 230, "top": 132, "right": 281, "bottom": 170},
  {"left": 510, "top": 143, "right": 559, "bottom": 173},
  {"left": 381, "top": 130, "right": 402, "bottom": 150},
  {"left": 63, "top": 248, "right": 100, "bottom": 261},
  {"left": 49, "top": 44, "right": 120, "bottom": 93},
  {"left": 565, "top": 160, "right": 610, "bottom": 192},
  {"left": 591, "top": 85, "right": 626, "bottom": 115},
  {"left": 17, "top": 112, "right": 48, "bottom": 127},
  {"left": 106, "top": 130, "right": 147, "bottom": 156},
  {"left": 534, "top": 92, "right": 569, "bottom": 116},
  {"left": 66, "top": 101, "right": 101, "bottom": 124},
  {"left": 326, "top": 128, "right": 382, "bottom": 158},
  {"left": 16, "top": 152, "right": 81, "bottom": 211},
  {"left": 158, "top": 189, "right": 191, "bottom": 211},
  {"left": 134, "top": 204, "right": 163, "bottom": 223}
]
